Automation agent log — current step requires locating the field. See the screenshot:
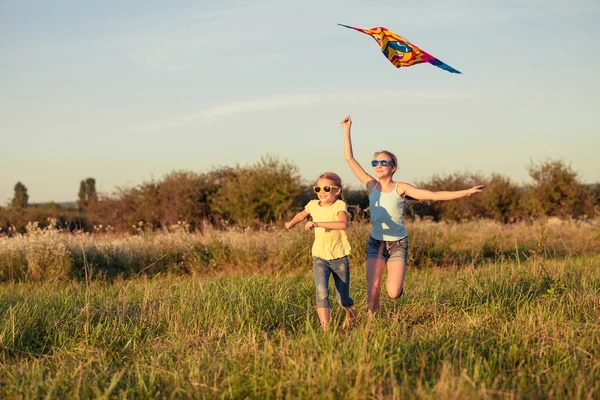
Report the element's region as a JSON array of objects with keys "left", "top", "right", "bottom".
[{"left": 1, "top": 219, "right": 599, "bottom": 399}]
